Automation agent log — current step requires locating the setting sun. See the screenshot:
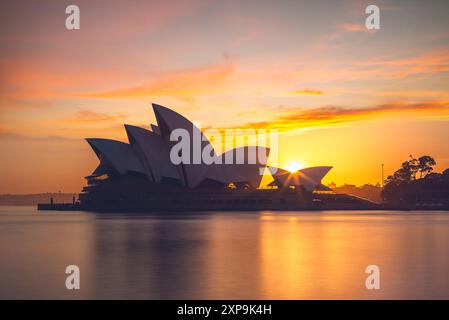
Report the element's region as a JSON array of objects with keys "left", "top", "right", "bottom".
[{"left": 285, "top": 161, "right": 304, "bottom": 172}]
